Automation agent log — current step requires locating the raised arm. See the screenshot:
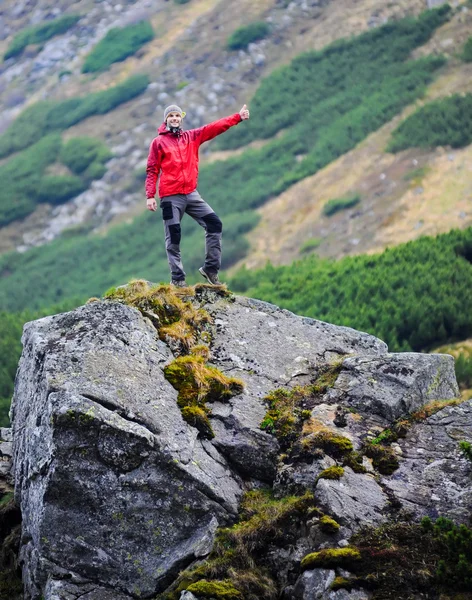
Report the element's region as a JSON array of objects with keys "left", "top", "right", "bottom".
[
  {"left": 196, "top": 105, "right": 250, "bottom": 144},
  {"left": 145, "top": 139, "right": 162, "bottom": 210}
]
